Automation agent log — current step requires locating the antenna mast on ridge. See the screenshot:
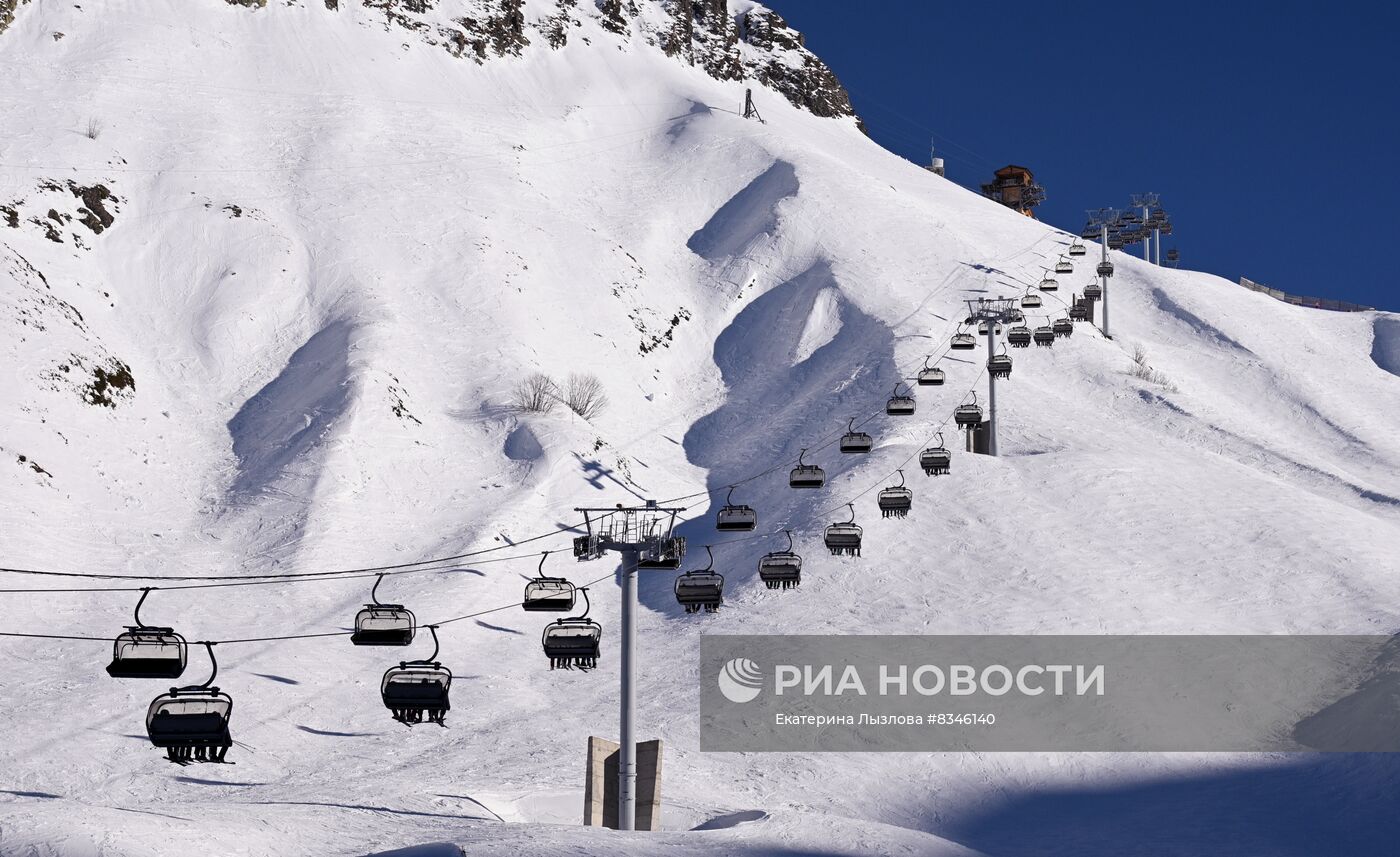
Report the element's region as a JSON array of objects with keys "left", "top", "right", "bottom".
[{"left": 927, "top": 139, "right": 945, "bottom": 176}]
